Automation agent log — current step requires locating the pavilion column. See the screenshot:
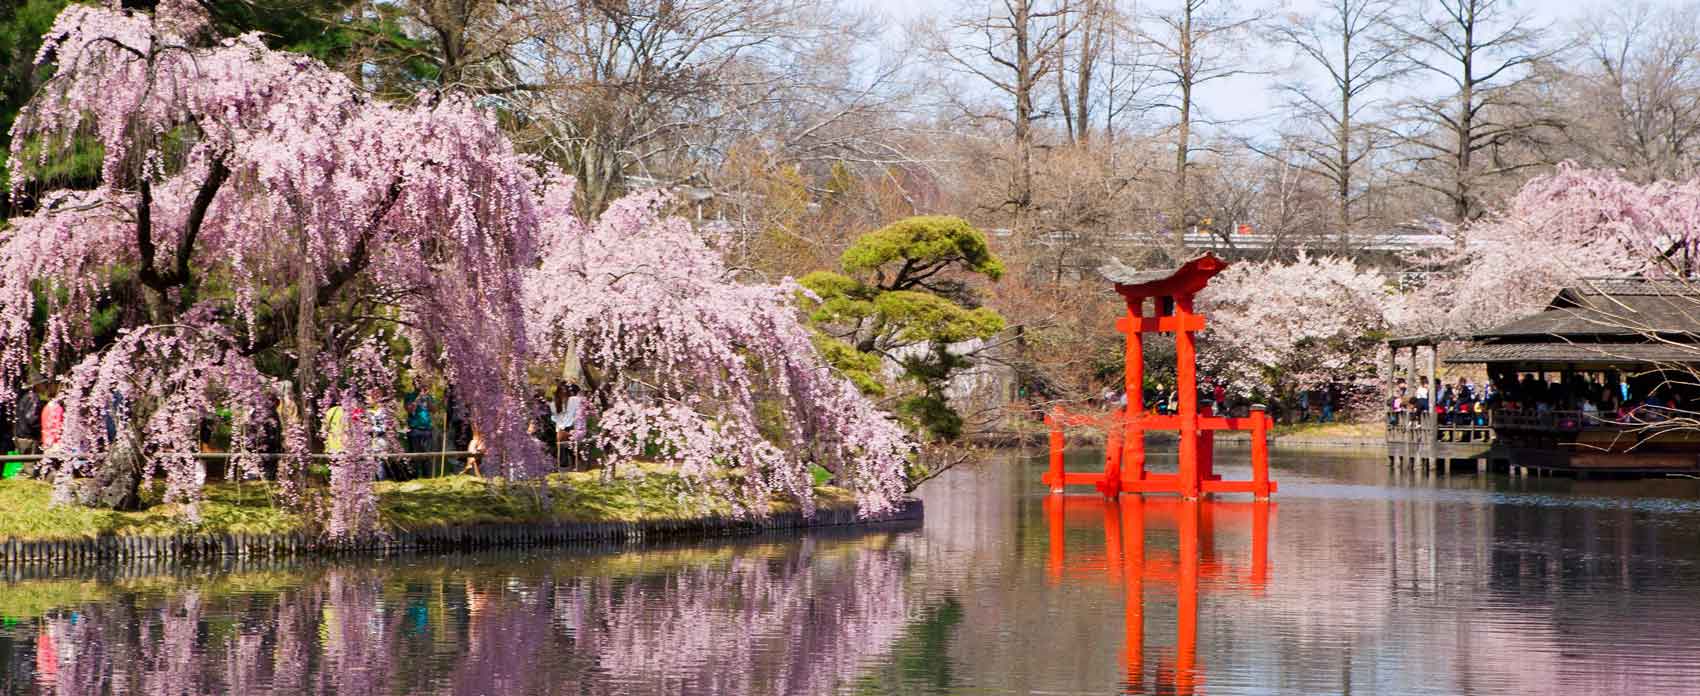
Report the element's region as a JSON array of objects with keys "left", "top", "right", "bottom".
[
  {"left": 1427, "top": 343, "right": 1441, "bottom": 444},
  {"left": 1385, "top": 346, "right": 1396, "bottom": 402},
  {"left": 1407, "top": 346, "right": 1418, "bottom": 395},
  {"left": 1174, "top": 294, "right": 1201, "bottom": 499},
  {"left": 1429, "top": 344, "right": 1439, "bottom": 395}
]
